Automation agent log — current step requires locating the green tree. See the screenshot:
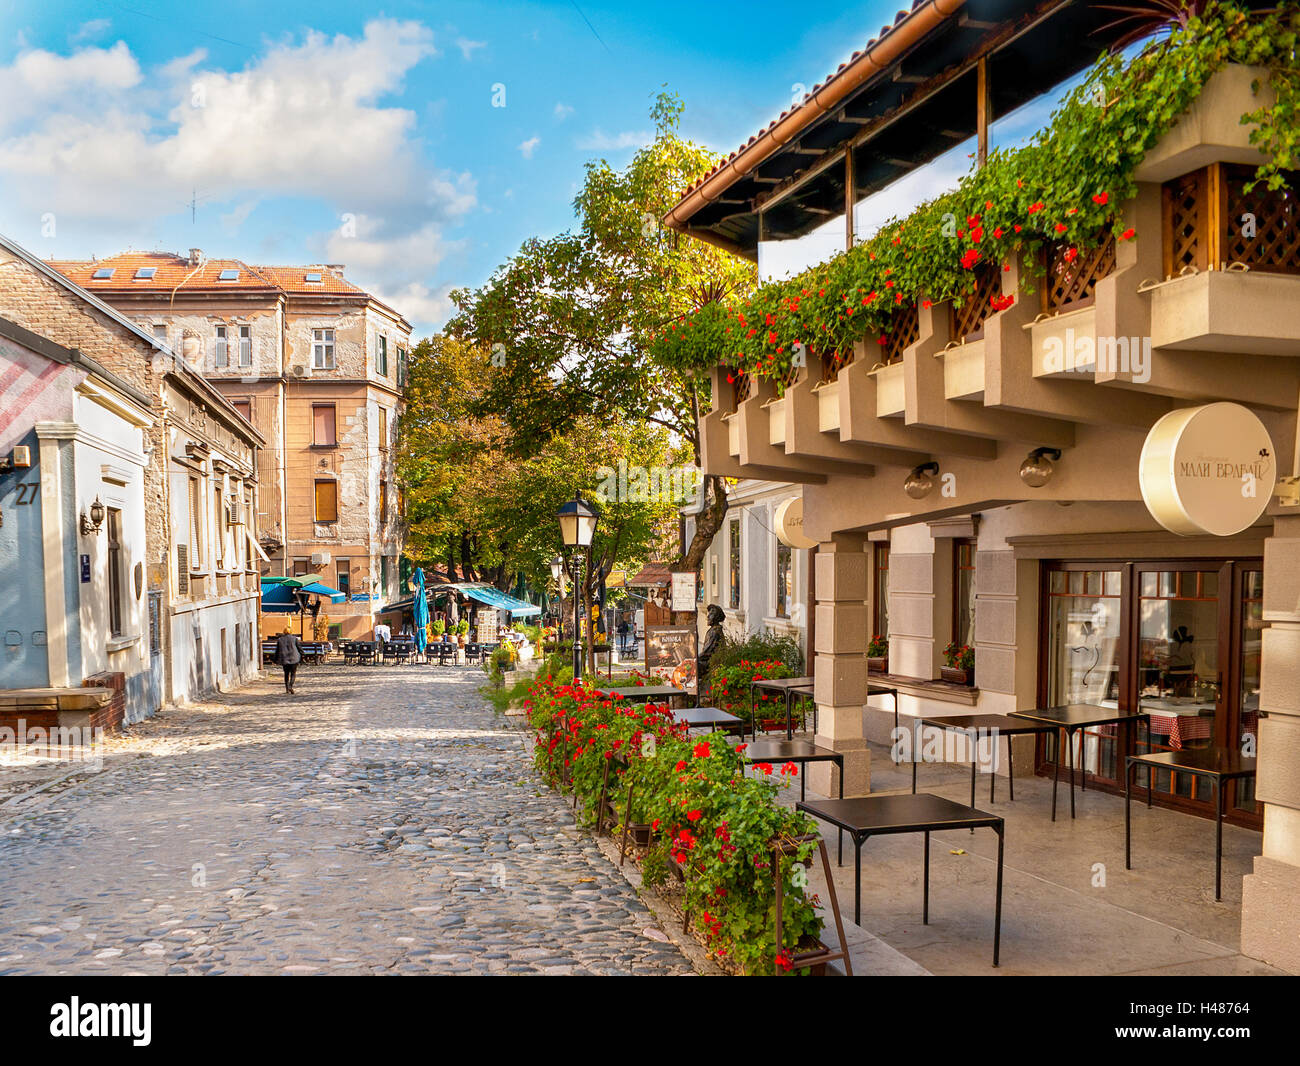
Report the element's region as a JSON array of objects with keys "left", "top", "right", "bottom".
[{"left": 448, "top": 90, "right": 755, "bottom": 573}]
